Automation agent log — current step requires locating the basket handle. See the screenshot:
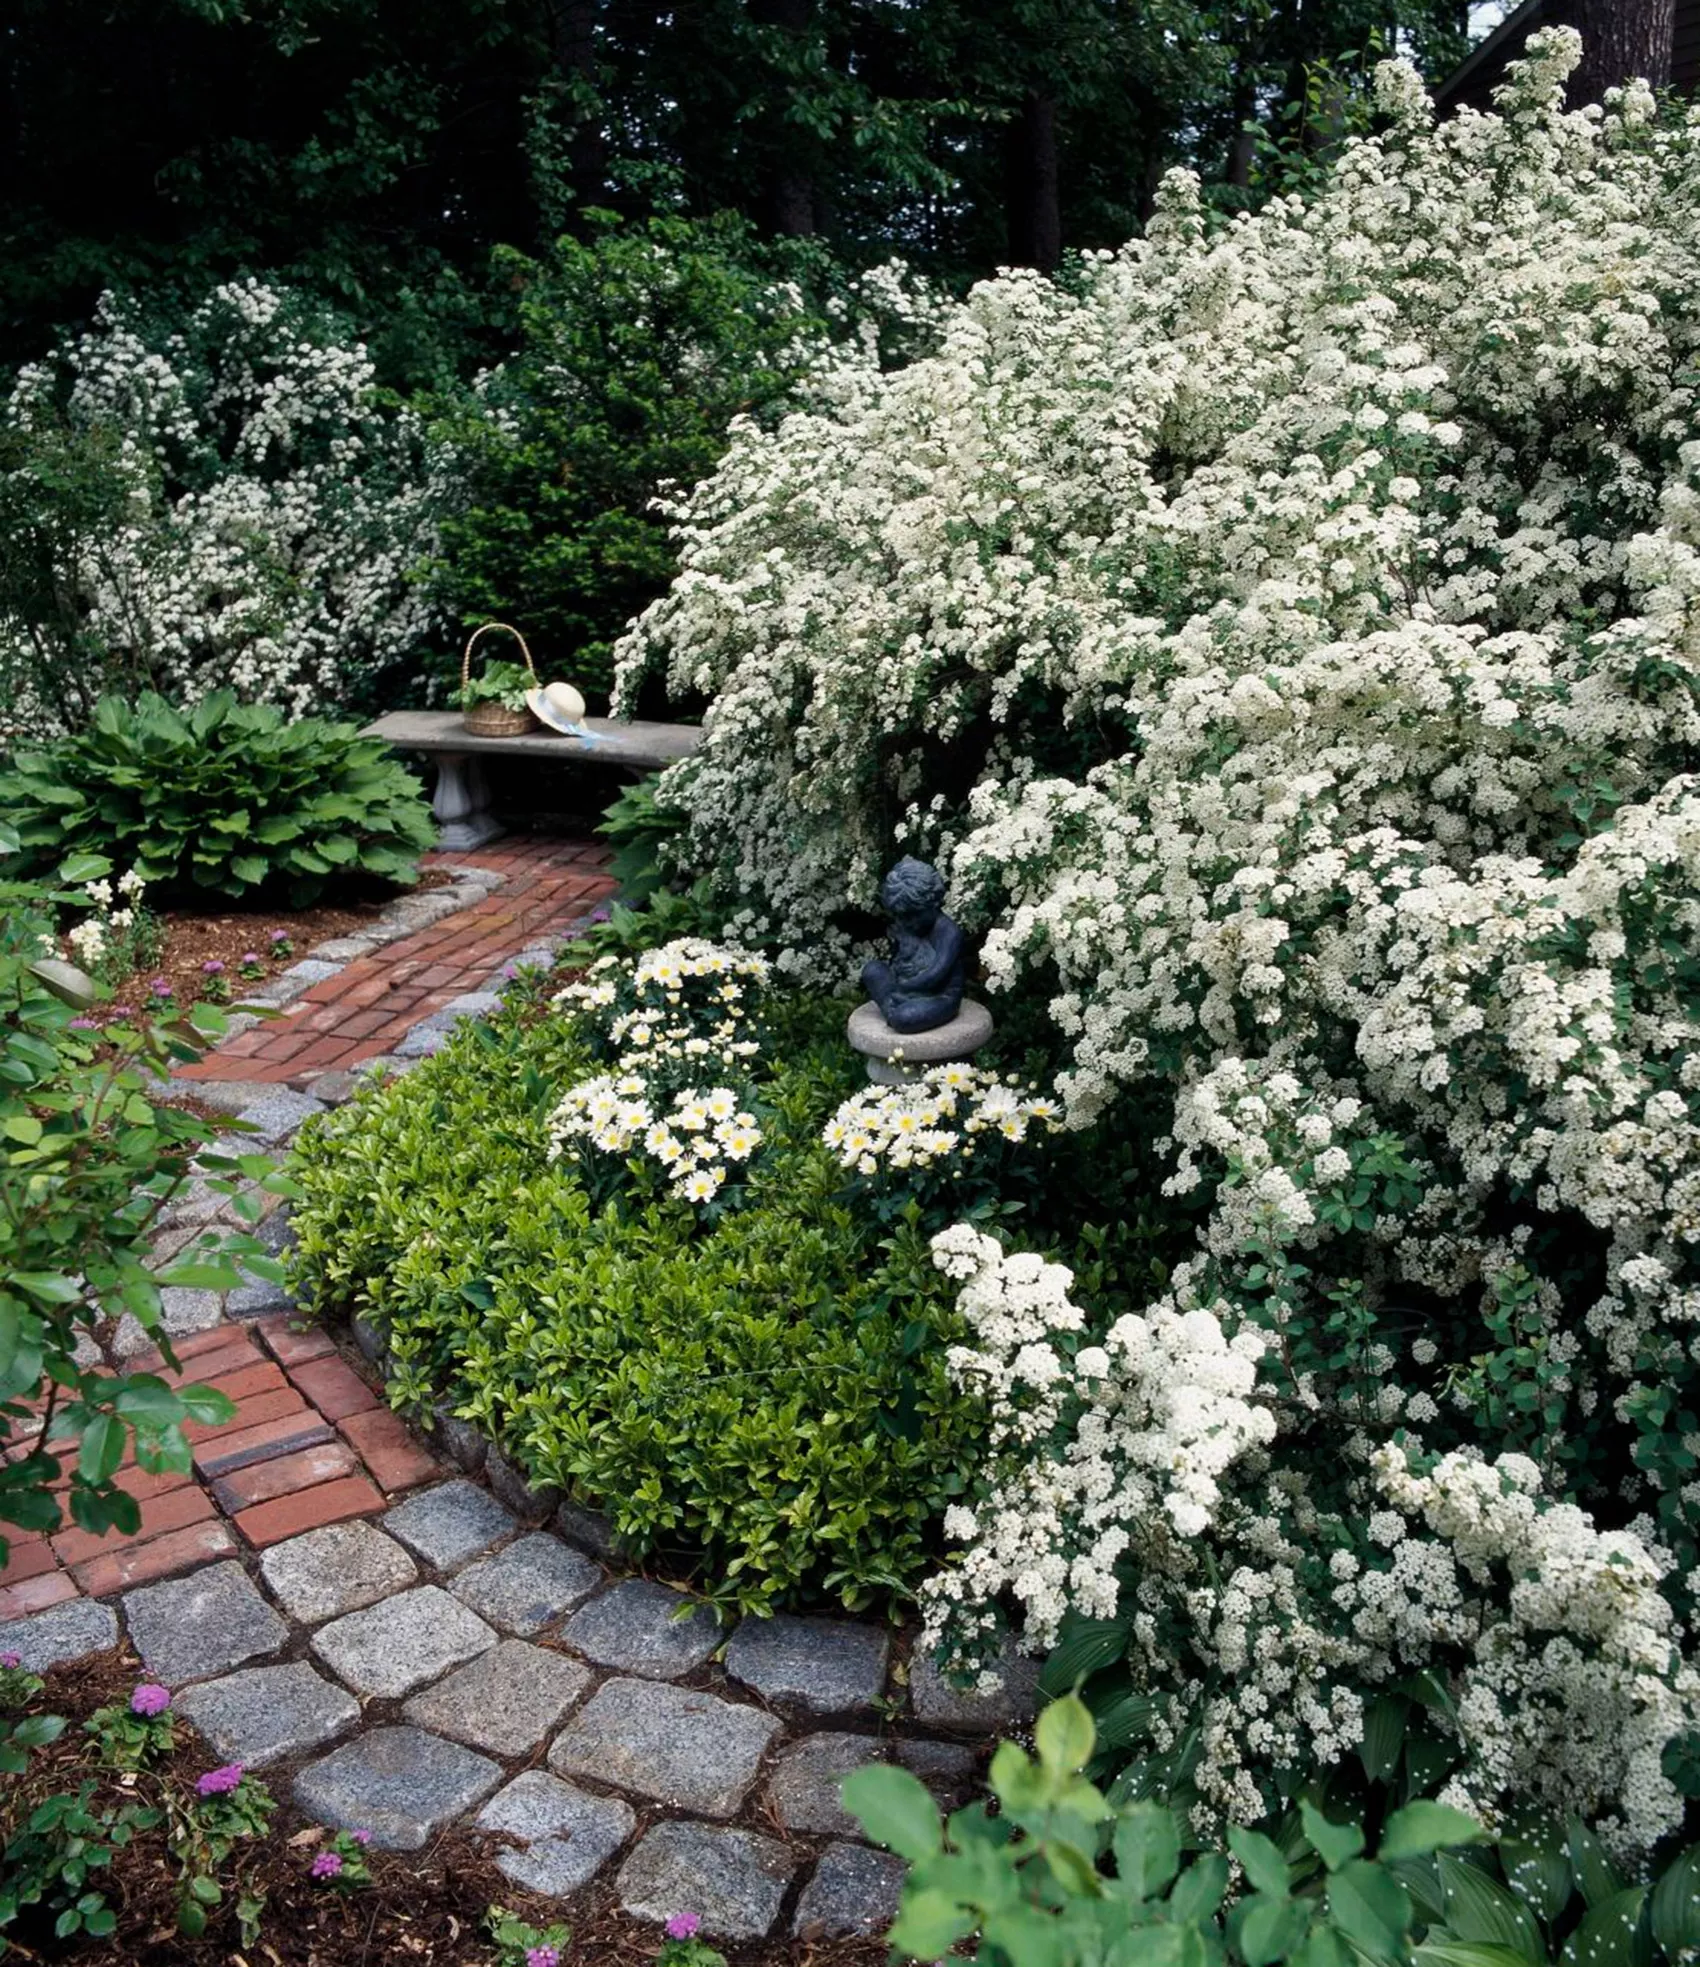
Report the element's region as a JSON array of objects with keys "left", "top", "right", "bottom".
[{"left": 461, "top": 622, "right": 538, "bottom": 691}]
